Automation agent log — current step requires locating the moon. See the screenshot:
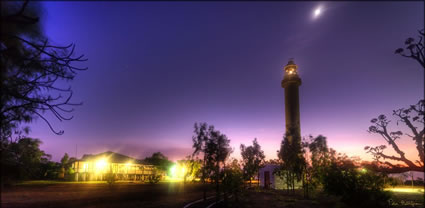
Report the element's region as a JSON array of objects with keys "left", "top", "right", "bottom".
[{"left": 313, "top": 6, "right": 323, "bottom": 19}]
